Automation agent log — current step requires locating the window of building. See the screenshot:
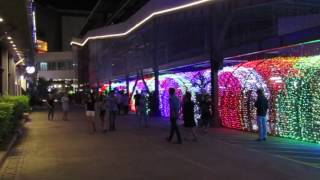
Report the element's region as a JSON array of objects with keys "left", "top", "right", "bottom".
[
  {"left": 40, "top": 62, "right": 48, "bottom": 71},
  {"left": 57, "top": 61, "right": 66, "bottom": 70},
  {"left": 67, "top": 61, "right": 73, "bottom": 70},
  {"left": 38, "top": 60, "right": 73, "bottom": 71},
  {"left": 48, "top": 62, "right": 56, "bottom": 70}
]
